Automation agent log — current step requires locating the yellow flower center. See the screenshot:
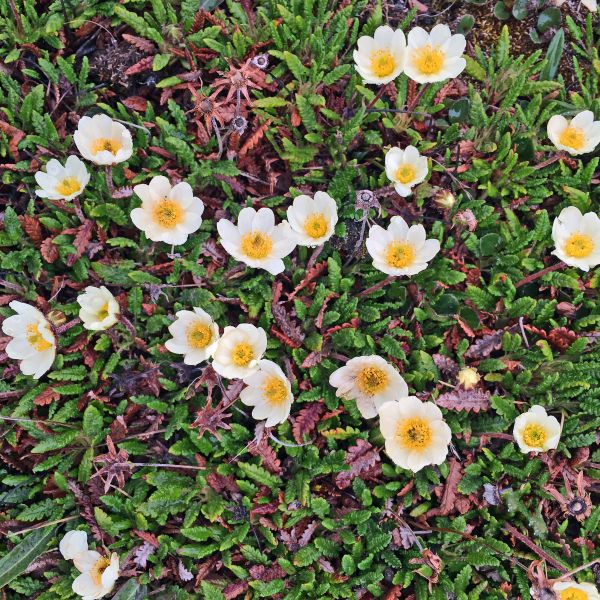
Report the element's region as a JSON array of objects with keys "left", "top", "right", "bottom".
[
  {"left": 262, "top": 375, "right": 288, "bottom": 406},
  {"left": 395, "top": 164, "right": 416, "bottom": 184},
  {"left": 96, "top": 302, "right": 110, "bottom": 321},
  {"left": 240, "top": 231, "right": 273, "bottom": 259},
  {"left": 559, "top": 588, "right": 588, "bottom": 600},
  {"left": 26, "top": 323, "right": 53, "bottom": 352},
  {"left": 303, "top": 213, "right": 328, "bottom": 239},
  {"left": 56, "top": 177, "right": 81, "bottom": 196},
  {"left": 356, "top": 366, "right": 389, "bottom": 395},
  {"left": 564, "top": 233, "right": 594, "bottom": 259},
  {"left": 90, "top": 557, "right": 111, "bottom": 586},
  {"left": 385, "top": 241, "right": 416, "bottom": 269},
  {"left": 397, "top": 417, "right": 433, "bottom": 450},
  {"left": 151, "top": 199, "right": 184, "bottom": 229},
  {"left": 370, "top": 49, "right": 397, "bottom": 78},
  {"left": 412, "top": 45, "right": 445, "bottom": 75},
  {"left": 558, "top": 126, "right": 585, "bottom": 151},
  {"left": 522, "top": 423, "right": 548, "bottom": 448},
  {"left": 91, "top": 138, "right": 122, "bottom": 155},
  {"left": 186, "top": 322, "right": 213, "bottom": 349},
  {"left": 231, "top": 342, "right": 255, "bottom": 367}
]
